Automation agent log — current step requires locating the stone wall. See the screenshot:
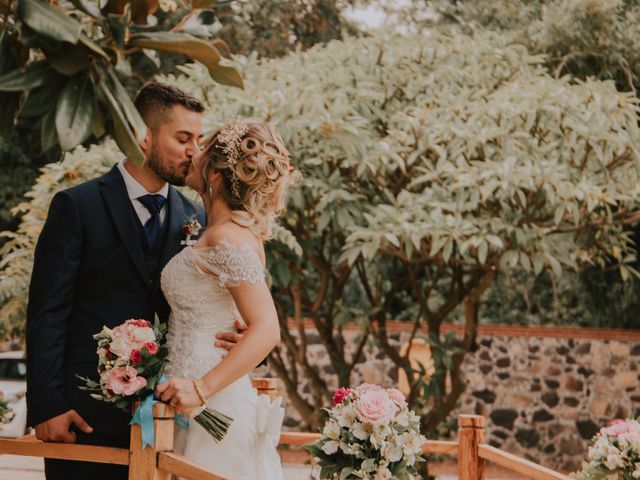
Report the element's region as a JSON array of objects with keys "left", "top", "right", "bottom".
[{"left": 255, "top": 324, "right": 640, "bottom": 472}]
